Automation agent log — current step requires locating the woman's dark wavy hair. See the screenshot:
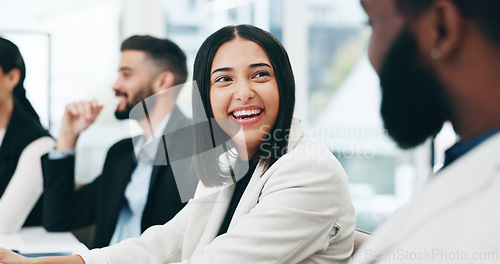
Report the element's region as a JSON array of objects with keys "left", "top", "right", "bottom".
[
  {"left": 0, "top": 37, "right": 41, "bottom": 124},
  {"left": 192, "top": 25, "right": 295, "bottom": 187}
]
